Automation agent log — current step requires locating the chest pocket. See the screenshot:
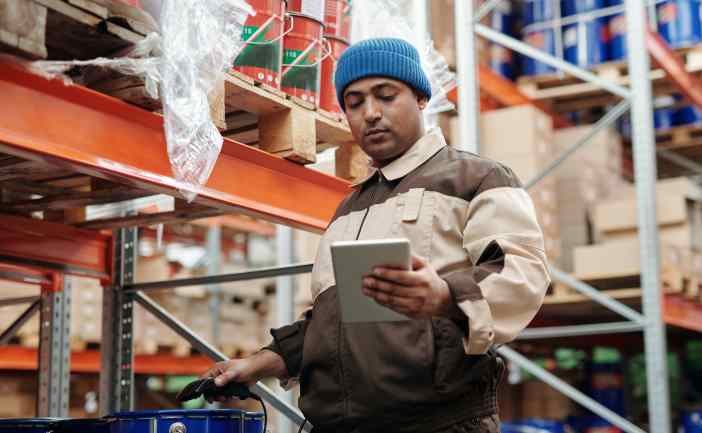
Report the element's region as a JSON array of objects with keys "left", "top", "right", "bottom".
[{"left": 391, "top": 188, "right": 435, "bottom": 260}]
